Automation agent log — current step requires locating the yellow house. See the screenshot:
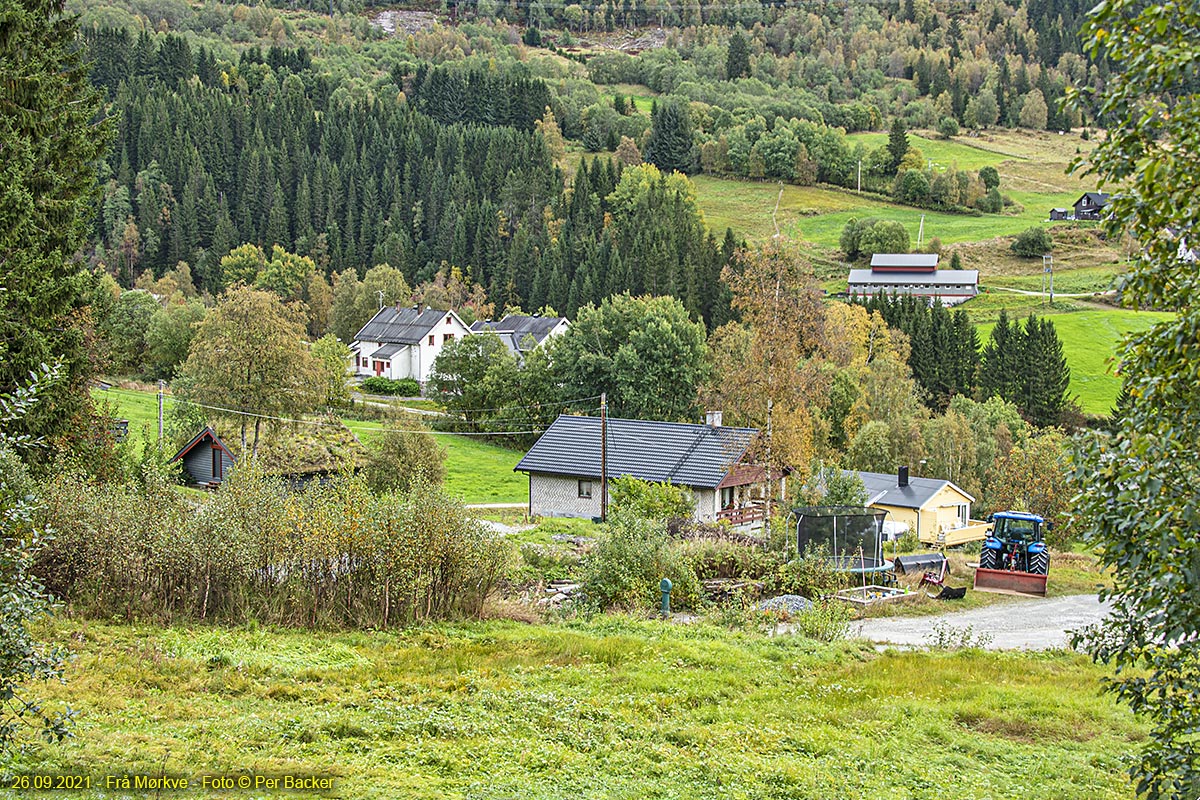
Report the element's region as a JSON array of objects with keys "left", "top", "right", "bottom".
[{"left": 856, "top": 469, "right": 985, "bottom": 546}]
